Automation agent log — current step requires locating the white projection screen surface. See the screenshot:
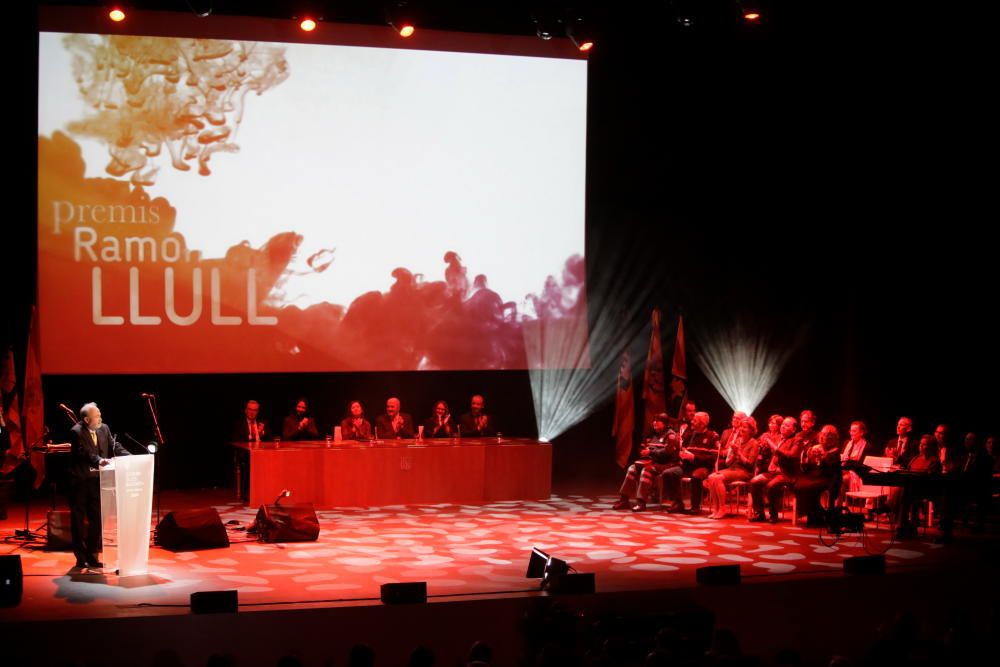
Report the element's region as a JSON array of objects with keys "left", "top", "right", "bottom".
[{"left": 37, "top": 10, "right": 588, "bottom": 373}]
